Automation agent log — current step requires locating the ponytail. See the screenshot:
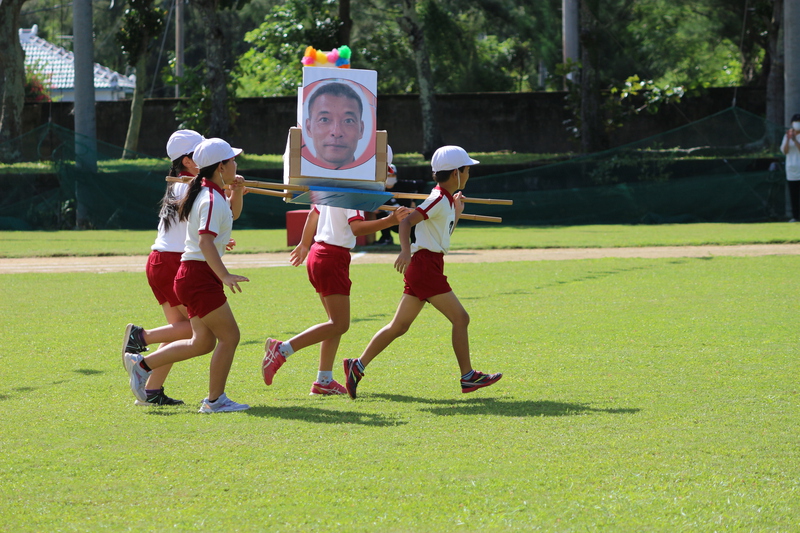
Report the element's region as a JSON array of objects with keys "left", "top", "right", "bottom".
[
  {"left": 178, "top": 164, "right": 217, "bottom": 222},
  {"left": 160, "top": 155, "right": 192, "bottom": 230}
]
